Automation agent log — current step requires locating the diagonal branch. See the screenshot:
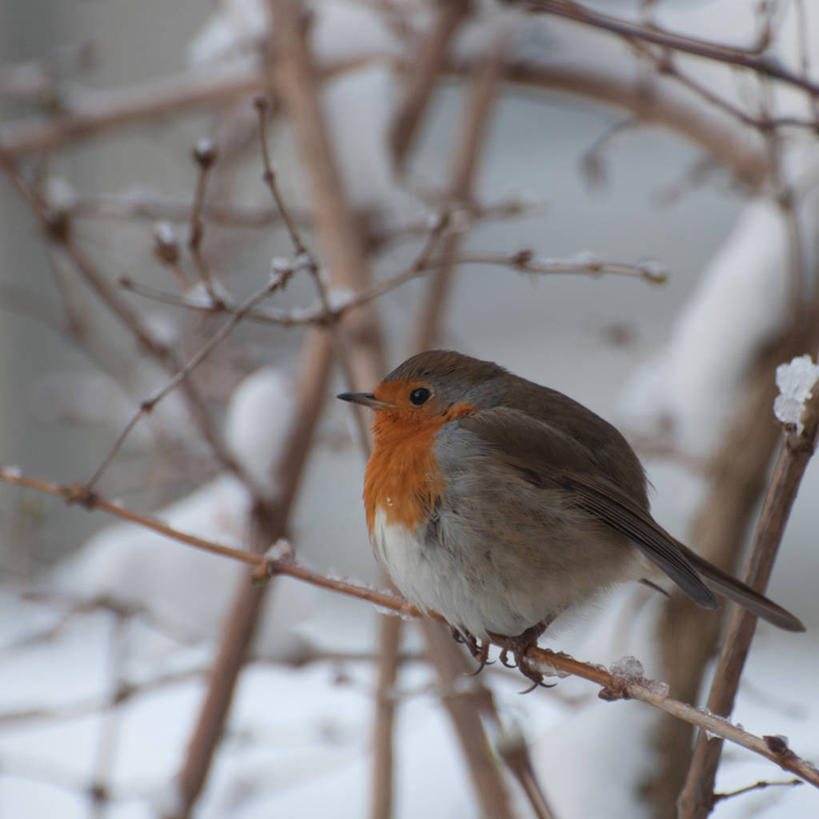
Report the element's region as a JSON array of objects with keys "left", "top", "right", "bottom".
[
  {"left": 2, "top": 464, "right": 818, "bottom": 788},
  {"left": 678, "top": 372, "right": 819, "bottom": 818}
]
